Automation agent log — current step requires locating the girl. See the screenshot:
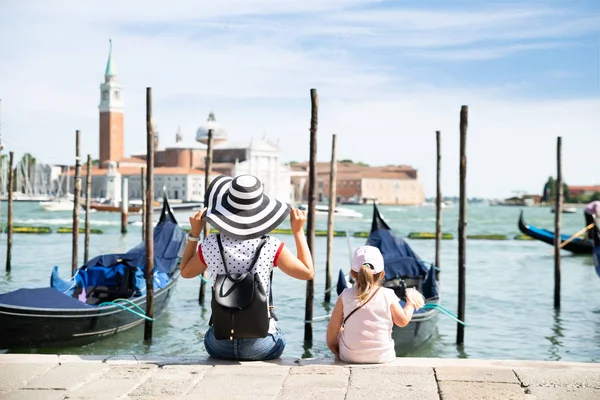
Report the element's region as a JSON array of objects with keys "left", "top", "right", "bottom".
[
  {"left": 179, "top": 174, "right": 314, "bottom": 361},
  {"left": 326, "top": 245, "right": 424, "bottom": 363}
]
